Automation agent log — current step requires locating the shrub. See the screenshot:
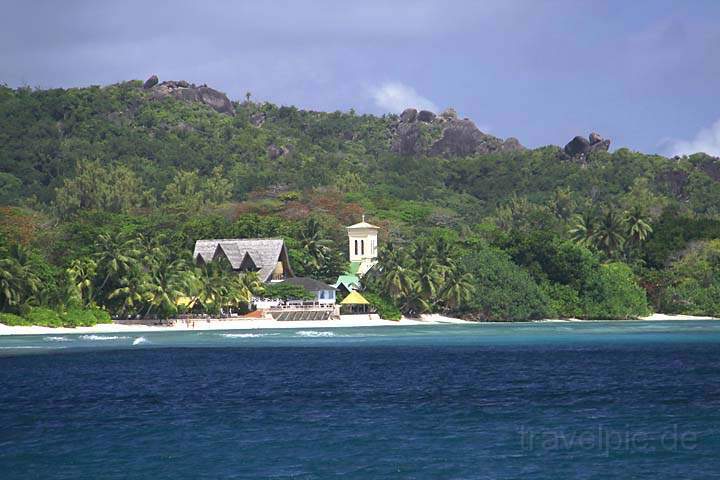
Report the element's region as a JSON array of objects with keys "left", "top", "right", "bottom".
[
  {"left": 363, "top": 292, "right": 401, "bottom": 321},
  {"left": 0, "top": 312, "right": 29, "bottom": 326},
  {"left": 90, "top": 307, "right": 112, "bottom": 324},
  {"left": 462, "top": 246, "right": 551, "bottom": 321},
  {"left": 582, "top": 262, "right": 651, "bottom": 319},
  {"left": 541, "top": 282, "right": 582, "bottom": 319},
  {"left": 24, "top": 307, "right": 63, "bottom": 327},
  {"left": 61, "top": 309, "right": 97, "bottom": 327}
]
